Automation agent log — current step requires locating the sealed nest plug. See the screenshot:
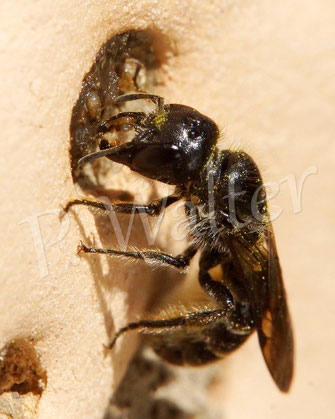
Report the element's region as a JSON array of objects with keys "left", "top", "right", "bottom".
[{"left": 0, "top": 339, "right": 46, "bottom": 396}]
